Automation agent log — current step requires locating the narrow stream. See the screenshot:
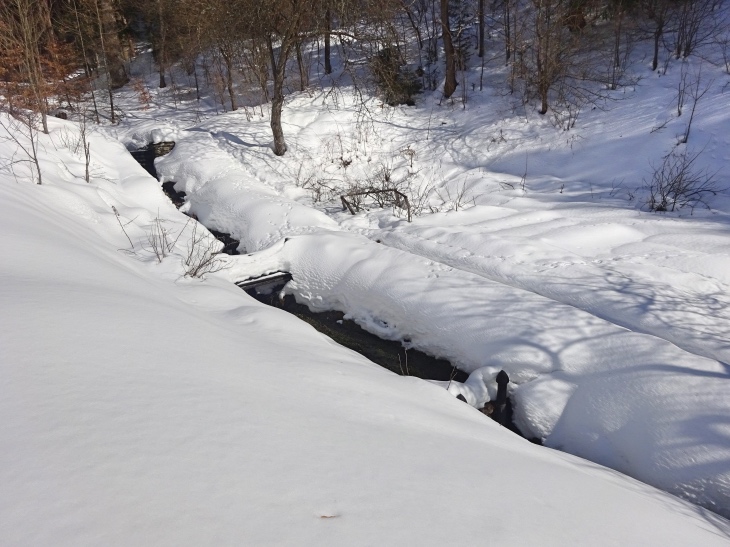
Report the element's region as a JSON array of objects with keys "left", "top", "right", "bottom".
[
  {"left": 131, "top": 141, "right": 532, "bottom": 439},
  {"left": 249, "top": 288, "right": 469, "bottom": 382},
  {"left": 244, "top": 281, "right": 532, "bottom": 440}
]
